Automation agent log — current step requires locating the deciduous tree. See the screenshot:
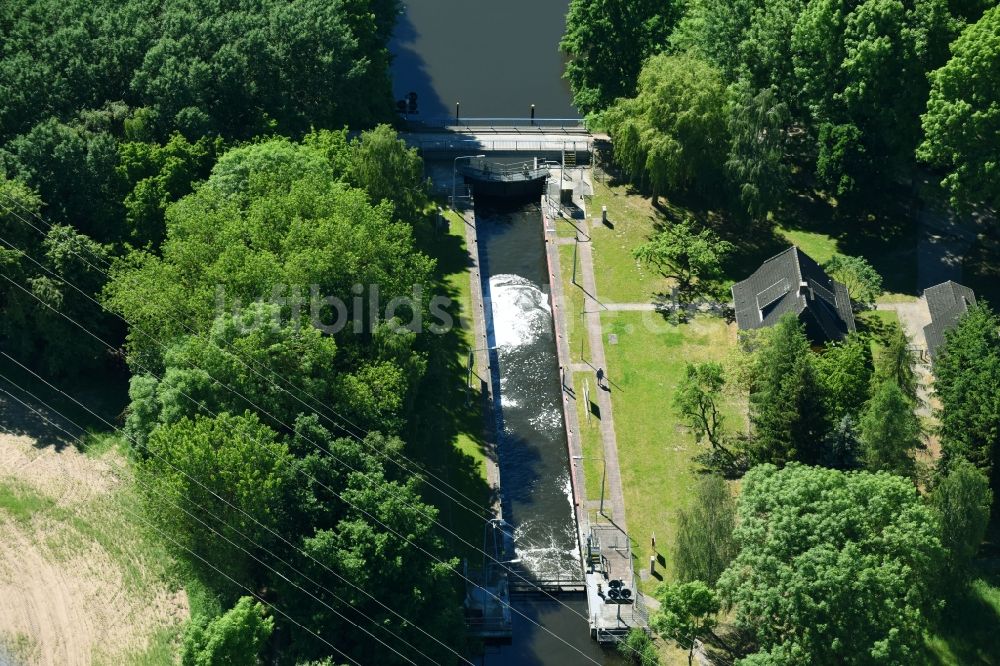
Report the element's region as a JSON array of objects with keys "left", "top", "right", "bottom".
[
  {"left": 718, "top": 464, "right": 945, "bottom": 664},
  {"left": 560, "top": 0, "right": 682, "bottom": 113},
  {"left": 652, "top": 581, "right": 720, "bottom": 666},
  {"left": 632, "top": 219, "right": 733, "bottom": 300},
  {"left": 823, "top": 254, "right": 883, "bottom": 308},
  {"left": 931, "top": 457, "right": 992, "bottom": 589},
  {"left": 604, "top": 53, "right": 730, "bottom": 202},
  {"left": 182, "top": 597, "right": 274, "bottom": 666},
  {"left": 674, "top": 475, "right": 737, "bottom": 586},
  {"left": 919, "top": 6, "right": 1000, "bottom": 209}
]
